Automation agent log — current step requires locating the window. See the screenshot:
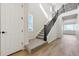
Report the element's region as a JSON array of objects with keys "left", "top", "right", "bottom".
[
  {"left": 64, "top": 24, "right": 77, "bottom": 31},
  {"left": 28, "top": 15, "right": 33, "bottom": 32}
]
